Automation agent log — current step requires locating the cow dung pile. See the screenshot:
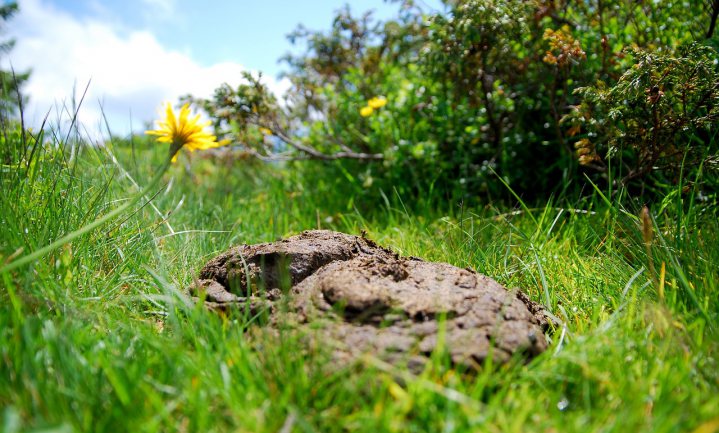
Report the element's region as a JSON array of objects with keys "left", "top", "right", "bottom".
[{"left": 189, "top": 230, "right": 550, "bottom": 370}]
